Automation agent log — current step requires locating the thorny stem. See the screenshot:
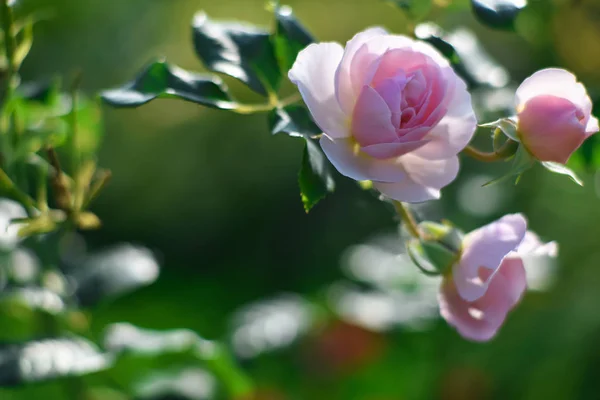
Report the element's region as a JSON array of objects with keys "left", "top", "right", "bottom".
[{"left": 393, "top": 201, "right": 422, "bottom": 239}]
